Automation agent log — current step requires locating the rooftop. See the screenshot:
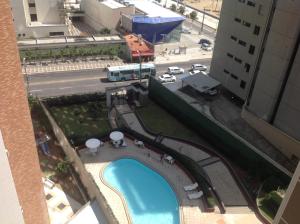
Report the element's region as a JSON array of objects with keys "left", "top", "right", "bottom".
[
  {"left": 125, "top": 0, "right": 184, "bottom": 18},
  {"left": 124, "top": 34, "right": 154, "bottom": 55},
  {"left": 101, "top": 0, "right": 125, "bottom": 9}
]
